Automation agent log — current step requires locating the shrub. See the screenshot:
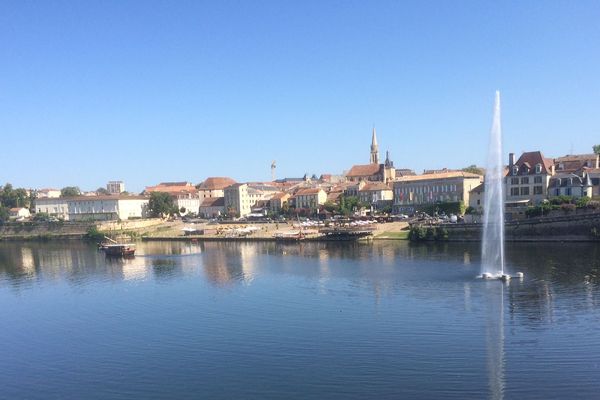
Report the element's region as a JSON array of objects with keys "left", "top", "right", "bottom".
[
  {"left": 560, "top": 203, "right": 576, "bottom": 212},
  {"left": 576, "top": 196, "right": 591, "bottom": 208}
]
